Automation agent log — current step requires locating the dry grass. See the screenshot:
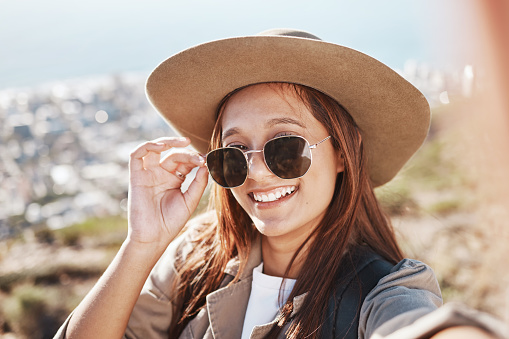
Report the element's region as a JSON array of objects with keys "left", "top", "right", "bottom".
[
  {"left": 0, "top": 218, "right": 124, "bottom": 338},
  {"left": 377, "top": 97, "right": 509, "bottom": 321}
]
